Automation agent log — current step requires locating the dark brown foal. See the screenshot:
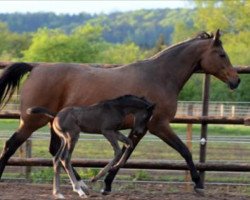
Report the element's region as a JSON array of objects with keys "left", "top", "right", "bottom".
[{"left": 27, "top": 95, "right": 154, "bottom": 199}]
